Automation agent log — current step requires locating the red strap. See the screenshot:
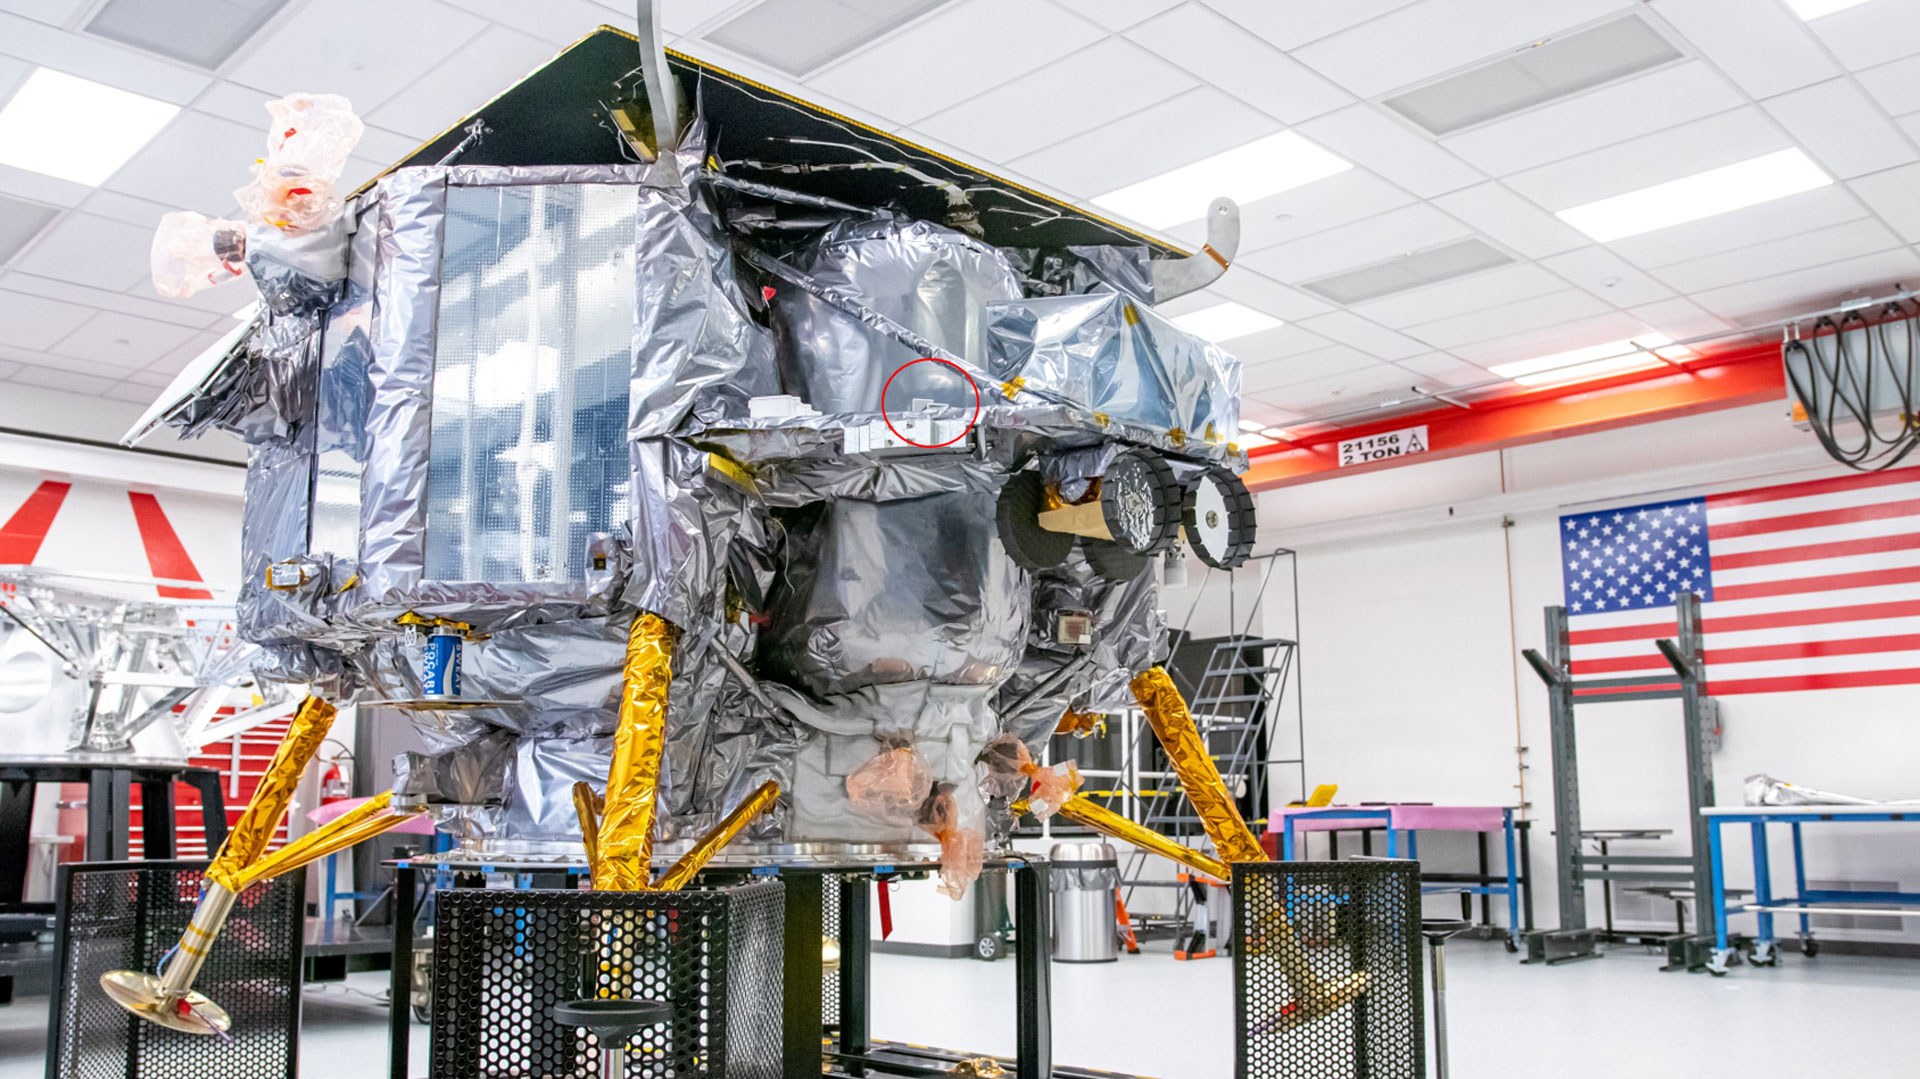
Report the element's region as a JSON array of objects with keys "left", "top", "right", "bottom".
[
  {"left": 127, "top": 492, "right": 213, "bottom": 599},
  {"left": 877, "top": 879, "right": 893, "bottom": 941},
  {"left": 0, "top": 480, "right": 70, "bottom": 564}
]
